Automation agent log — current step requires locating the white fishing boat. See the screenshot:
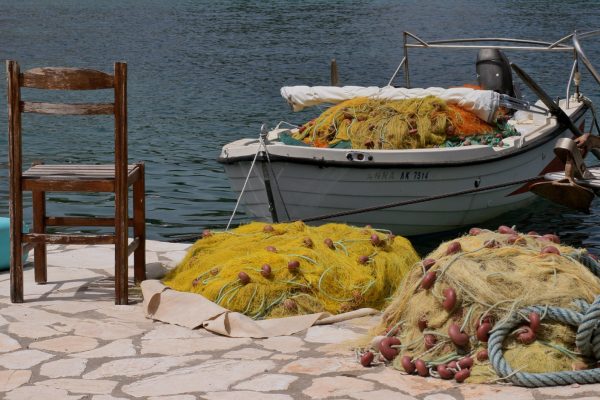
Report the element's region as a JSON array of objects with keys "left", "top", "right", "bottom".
[{"left": 218, "top": 31, "right": 600, "bottom": 235}]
